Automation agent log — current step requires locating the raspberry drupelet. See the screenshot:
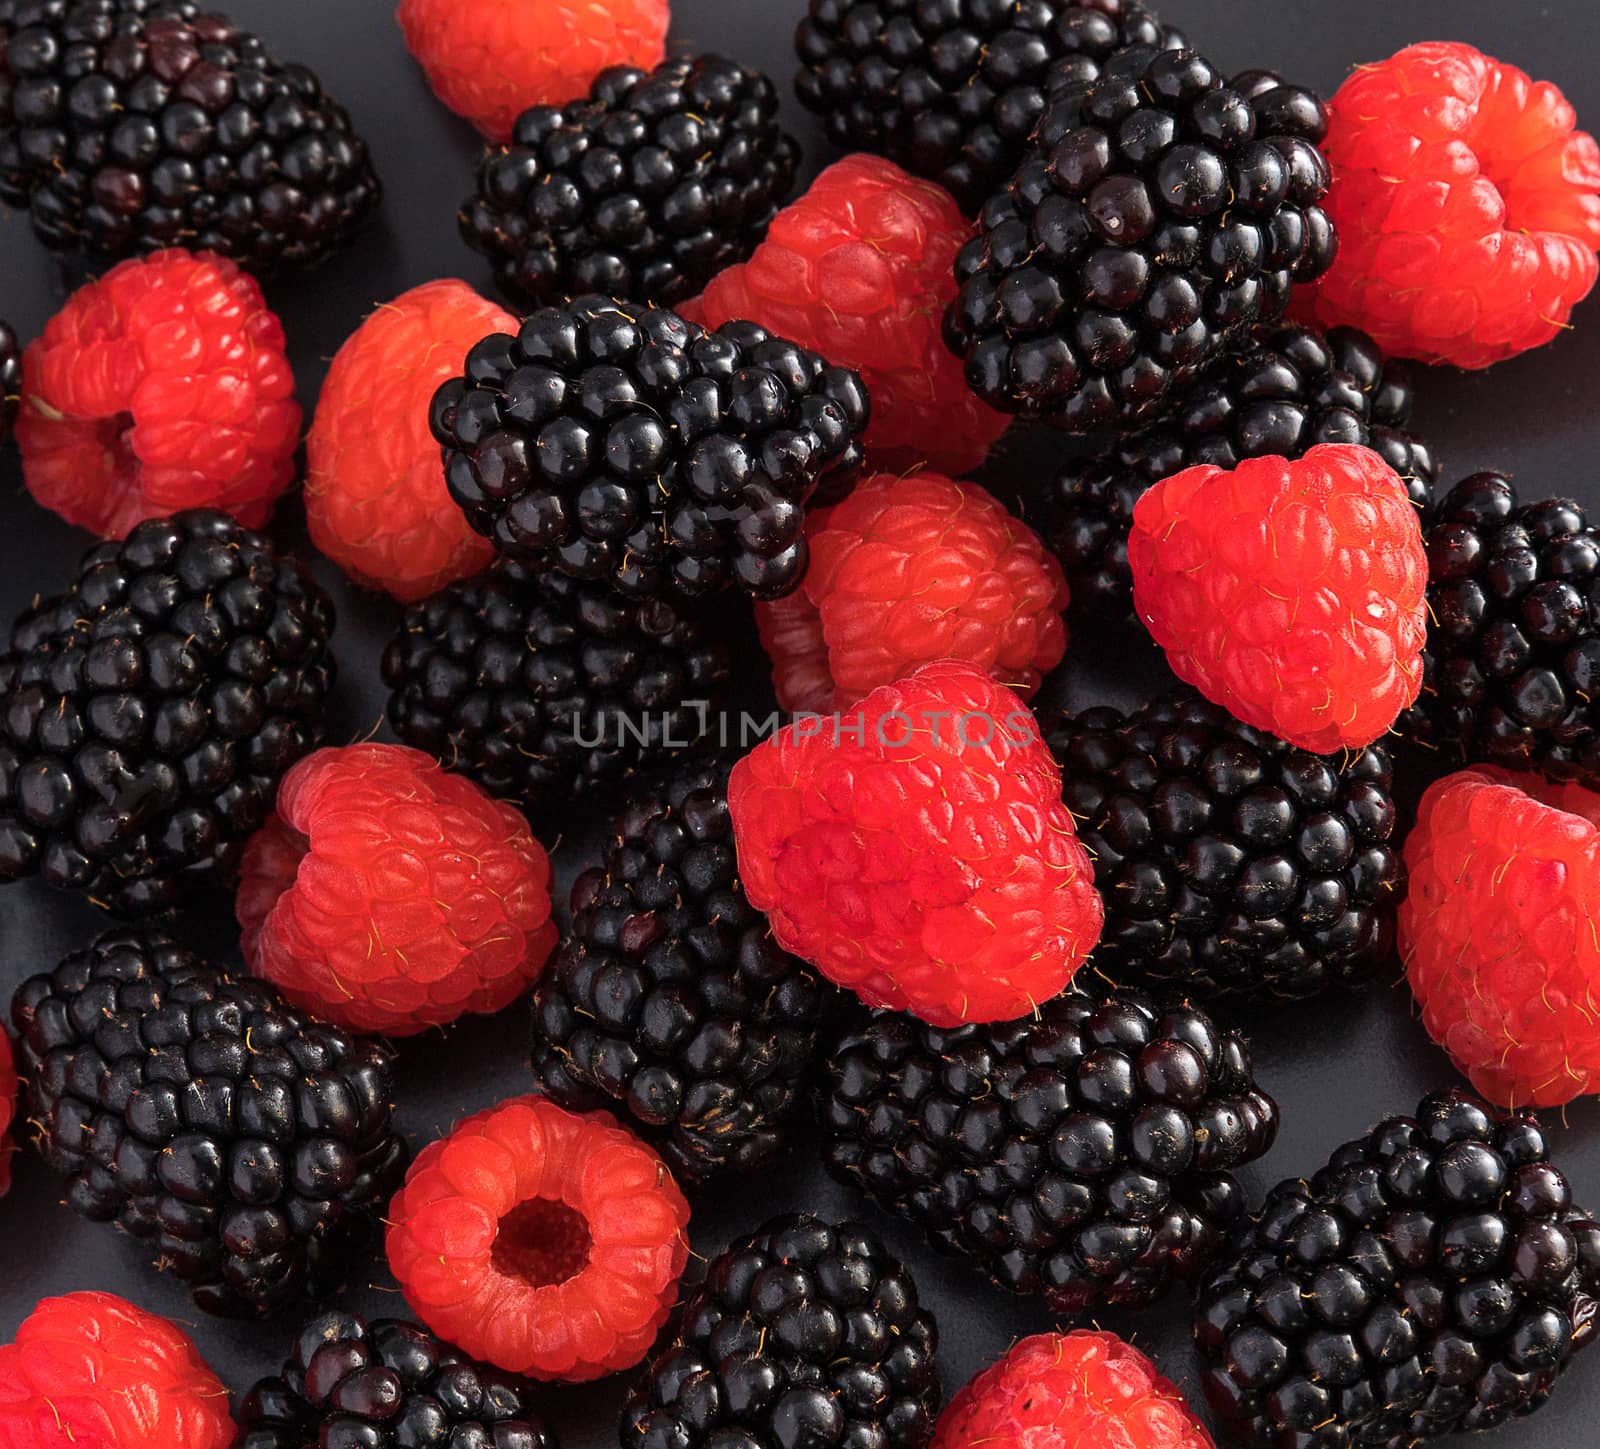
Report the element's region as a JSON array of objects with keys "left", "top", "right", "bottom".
[
  {"left": 385, "top": 1095, "right": 690, "bottom": 1383},
  {"left": 16, "top": 249, "right": 299, "bottom": 537},
  {"left": 1298, "top": 42, "right": 1600, "bottom": 367},
  {"left": 236, "top": 743, "right": 558, "bottom": 1038}
]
